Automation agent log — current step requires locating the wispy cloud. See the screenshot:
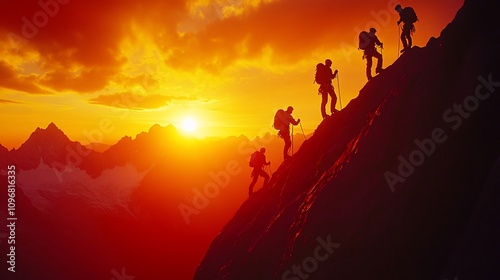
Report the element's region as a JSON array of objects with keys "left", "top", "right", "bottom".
[
  {"left": 0, "top": 61, "right": 49, "bottom": 94},
  {"left": 89, "top": 92, "right": 199, "bottom": 109},
  {"left": 0, "top": 98, "right": 20, "bottom": 104}
]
